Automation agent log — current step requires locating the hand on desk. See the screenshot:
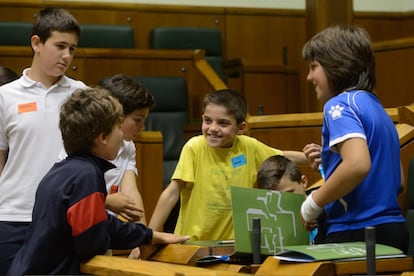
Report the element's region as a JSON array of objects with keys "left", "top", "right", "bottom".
[
  {"left": 152, "top": 231, "right": 190, "bottom": 245},
  {"left": 137, "top": 231, "right": 190, "bottom": 260},
  {"left": 128, "top": 247, "right": 141, "bottom": 259}
]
